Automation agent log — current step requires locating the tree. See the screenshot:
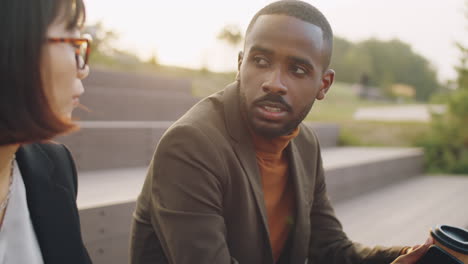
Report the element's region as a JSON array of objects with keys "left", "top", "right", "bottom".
[
  {"left": 83, "top": 22, "right": 142, "bottom": 66},
  {"left": 331, "top": 37, "right": 372, "bottom": 84},
  {"left": 147, "top": 51, "right": 159, "bottom": 66},
  {"left": 359, "top": 39, "right": 439, "bottom": 100},
  {"left": 330, "top": 37, "right": 440, "bottom": 101},
  {"left": 217, "top": 24, "right": 243, "bottom": 48},
  {"left": 83, "top": 21, "right": 119, "bottom": 57}
]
